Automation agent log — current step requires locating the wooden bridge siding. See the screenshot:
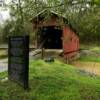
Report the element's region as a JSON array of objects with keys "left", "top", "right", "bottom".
[{"left": 62, "top": 25, "right": 79, "bottom": 58}]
